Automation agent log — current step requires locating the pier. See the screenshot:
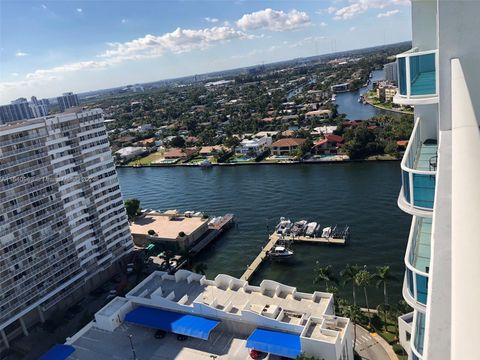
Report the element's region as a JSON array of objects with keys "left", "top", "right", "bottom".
[{"left": 241, "top": 228, "right": 347, "bottom": 281}]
